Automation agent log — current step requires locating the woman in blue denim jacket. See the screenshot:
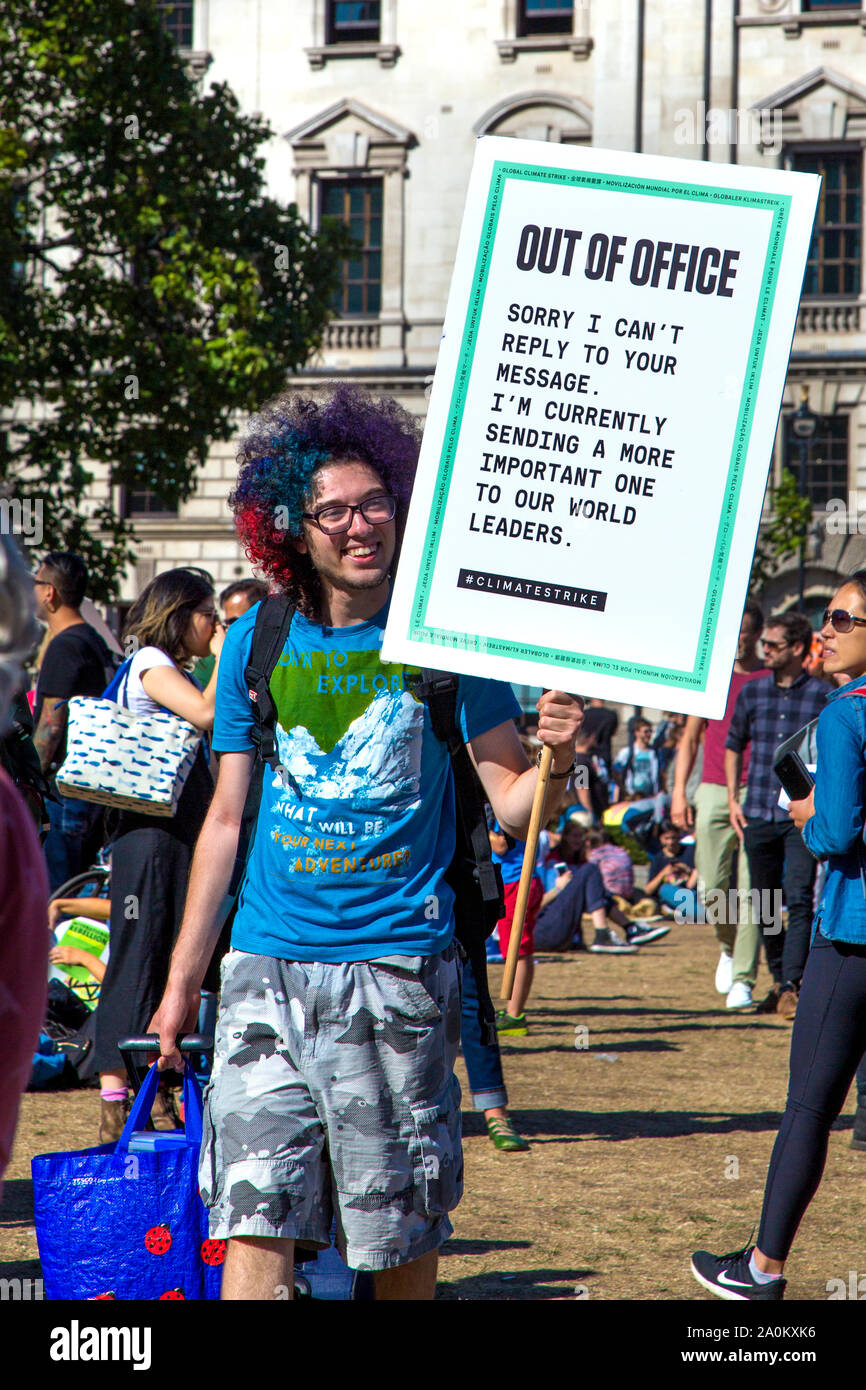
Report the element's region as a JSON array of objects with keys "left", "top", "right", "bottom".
[{"left": 691, "top": 573, "right": 866, "bottom": 1301}]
